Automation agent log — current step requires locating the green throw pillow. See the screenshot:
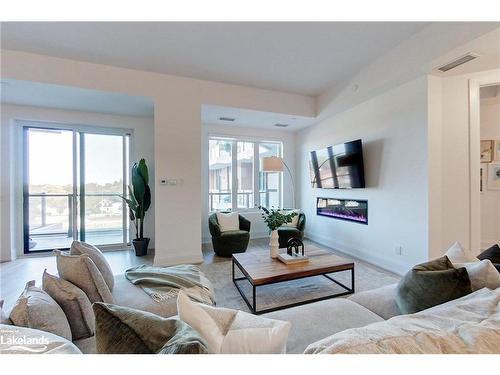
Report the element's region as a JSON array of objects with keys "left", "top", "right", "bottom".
[
  {"left": 395, "top": 256, "right": 472, "bottom": 314},
  {"left": 93, "top": 303, "right": 209, "bottom": 354}
]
